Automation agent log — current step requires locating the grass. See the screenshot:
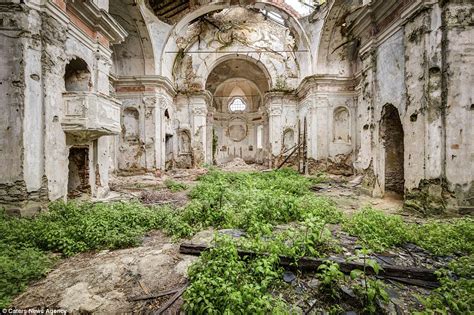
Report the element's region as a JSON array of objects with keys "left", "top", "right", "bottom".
[
  {"left": 0, "top": 169, "right": 472, "bottom": 312},
  {"left": 342, "top": 206, "right": 474, "bottom": 256},
  {"left": 164, "top": 179, "right": 189, "bottom": 192}
]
